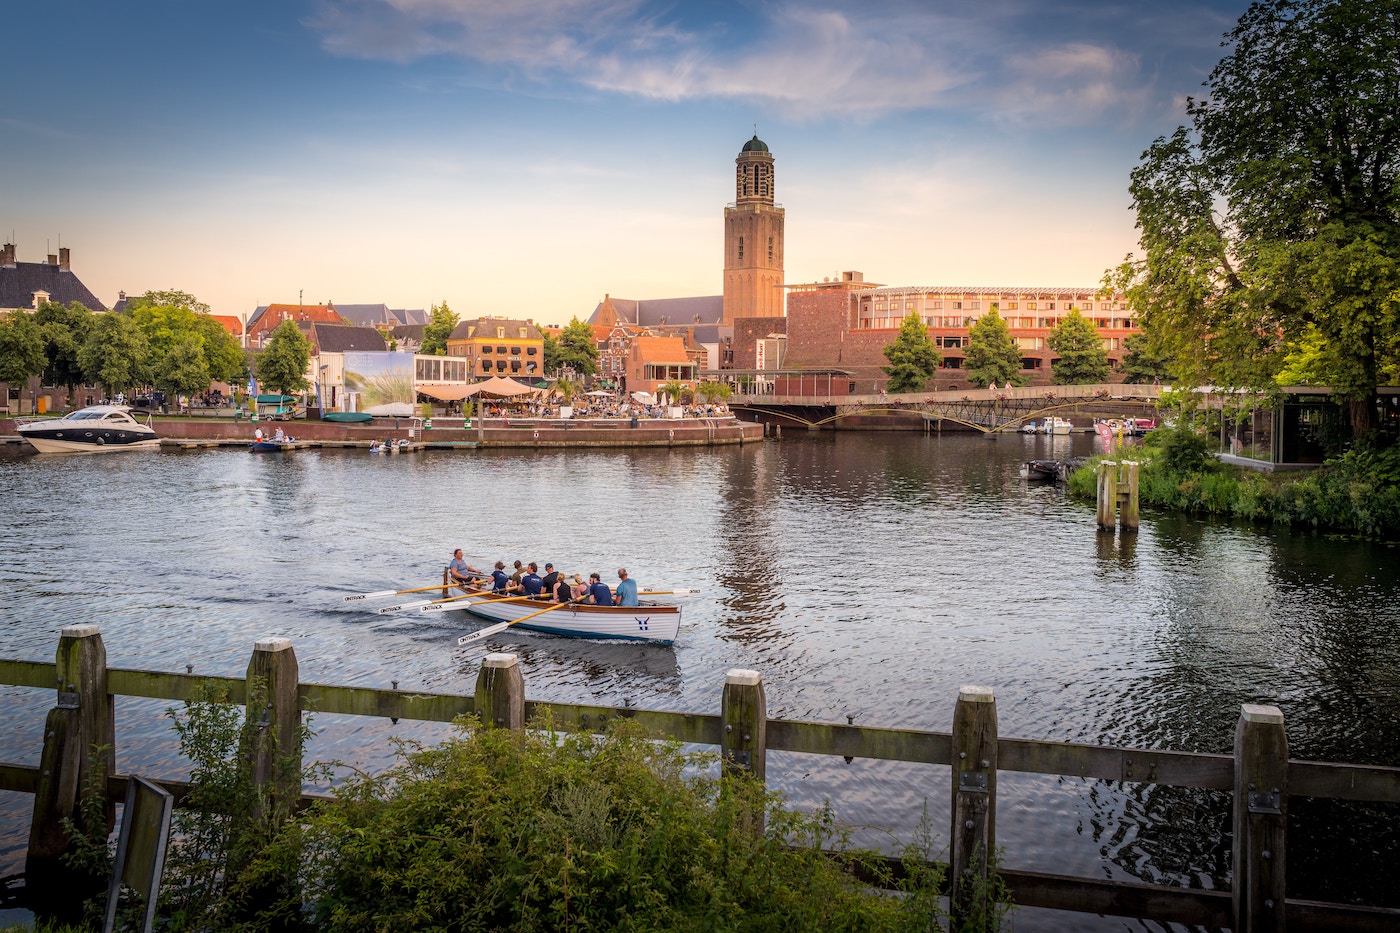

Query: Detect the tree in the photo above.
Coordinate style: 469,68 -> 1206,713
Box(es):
0,311 -> 47,414
556,318 -> 599,376
1116,0 -> 1400,435
79,313 -> 150,400
157,336 -> 212,409
35,301 -> 94,406
190,314 -> 246,386
254,320 -> 311,396
695,381 -> 733,406
126,289 -> 211,315
1048,310 -> 1110,384
421,301 -> 458,355
963,309 -> 1025,388
542,333 -> 562,375
880,313 -> 941,393
1120,331 -> 1173,384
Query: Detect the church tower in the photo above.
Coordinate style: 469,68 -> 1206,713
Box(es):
723,135 -> 785,325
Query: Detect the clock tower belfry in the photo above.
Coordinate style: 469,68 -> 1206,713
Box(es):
723,135 -> 785,325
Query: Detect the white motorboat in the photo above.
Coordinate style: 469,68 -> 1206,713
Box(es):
1042,417 -> 1074,435
16,405 -> 160,454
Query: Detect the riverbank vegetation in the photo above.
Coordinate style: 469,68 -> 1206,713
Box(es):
1068,423 -> 1400,538
31,694 -> 1011,933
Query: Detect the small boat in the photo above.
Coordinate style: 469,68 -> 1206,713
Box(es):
1043,417 -> 1074,435
369,439 -> 411,454
323,411 -> 373,424
451,588 -> 680,645
16,405 -> 160,454
250,432 -> 296,452
1020,459 -> 1061,481
1020,422 -> 1039,434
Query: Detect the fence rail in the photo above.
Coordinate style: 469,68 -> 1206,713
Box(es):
3,629 -> 1399,930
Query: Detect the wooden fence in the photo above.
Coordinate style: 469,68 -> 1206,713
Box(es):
3,626 -> 1399,931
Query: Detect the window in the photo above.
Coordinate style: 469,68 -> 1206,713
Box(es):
511,346 -> 521,355
497,327 -> 505,338
519,328 -> 527,338
738,237 -> 744,261
482,345 -> 493,354
768,237 -> 773,263
496,360 -> 506,372
482,361 -> 491,372
1027,301 -> 1037,311
932,300 -> 943,309
511,361 -> 520,372
527,346 -> 537,355
1047,302 -> 1056,310
498,346 -> 507,354
526,362 -> 537,373
968,301 -> 981,310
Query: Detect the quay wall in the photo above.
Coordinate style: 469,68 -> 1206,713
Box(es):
0,416 -> 765,449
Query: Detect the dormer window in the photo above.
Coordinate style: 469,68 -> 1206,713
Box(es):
519,328 -> 527,338
496,327 -> 505,338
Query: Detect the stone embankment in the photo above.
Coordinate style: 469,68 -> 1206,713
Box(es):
1,415 -> 765,450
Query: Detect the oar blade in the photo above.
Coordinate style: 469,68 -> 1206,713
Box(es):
422,601 -> 470,614
344,589 -> 399,601
377,600 -> 432,614
457,621 -> 509,646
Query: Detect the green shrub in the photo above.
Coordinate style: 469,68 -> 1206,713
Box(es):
231,718 -> 975,933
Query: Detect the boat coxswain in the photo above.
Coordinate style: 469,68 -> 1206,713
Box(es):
448,549 -> 486,588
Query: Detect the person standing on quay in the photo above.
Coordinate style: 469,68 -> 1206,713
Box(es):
614,568 -> 638,607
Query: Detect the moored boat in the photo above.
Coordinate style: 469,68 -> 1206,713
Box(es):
16,405 -> 160,454
1020,459 -> 1061,481
1043,417 -> 1074,435
453,588 -> 681,644
323,411 -> 373,424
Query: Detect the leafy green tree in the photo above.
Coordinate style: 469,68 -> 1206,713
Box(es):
254,320 -> 311,396
1116,0 -> 1400,435
0,310 -> 48,414
880,313 -> 941,393
420,300 -> 458,356
1120,331 -> 1173,384
556,317 -> 599,376
190,313 -> 246,386
964,309 -> 1025,388
658,379 -> 692,405
1048,310 -> 1110,384
126,289 -> 211,315
553,377 -> 578,404
157,336 -> 213,409
79,313 -> 150,400
542,333 -> 562,375
695,380 -> 733,405
35,301 -> 95,406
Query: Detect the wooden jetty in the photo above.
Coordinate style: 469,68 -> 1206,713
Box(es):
3,627 -> 1398,930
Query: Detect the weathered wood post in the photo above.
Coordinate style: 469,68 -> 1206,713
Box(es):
720,668 -> 767,781
26,624 -> 116,909
442,567 -> 451,599
720,668 -> 767,834
1096,460 -> 1119,530
474,653 -> 525,731
1233,704 -> 1288,933
1119,461 -> 1141,532
245,637 -> 302,822
950,685 -> 998,926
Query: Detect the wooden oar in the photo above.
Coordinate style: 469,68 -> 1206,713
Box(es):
343,582 -> 454,602
419,592 -> 541,614
638,588 -> 702,596
378,587 -> 499,614
457,599 -> 582,646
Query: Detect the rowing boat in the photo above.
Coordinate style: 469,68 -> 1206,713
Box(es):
450,588 -> 681,645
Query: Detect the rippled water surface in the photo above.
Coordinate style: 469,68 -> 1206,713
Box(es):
2,433 -> 1397,929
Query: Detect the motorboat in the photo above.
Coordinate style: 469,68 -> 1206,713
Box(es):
1020,422 -> 1039,434
1020,459 -> 1061,481
16,405 -> 160,454
1042,417 -> 1074,435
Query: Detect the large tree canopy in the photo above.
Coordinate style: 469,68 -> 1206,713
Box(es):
554,318 -> 599,377
880,313 -> 941,393
1049,310 -> 1111,385
0,310 -> 47,413
35,301 -> 95,402
255,320 -> 311,396
421,300 -> 457,356
79,313 -> 150,399
1117,0 -> 1400,434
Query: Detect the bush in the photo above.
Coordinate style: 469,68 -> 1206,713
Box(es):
231,718 -> 974,933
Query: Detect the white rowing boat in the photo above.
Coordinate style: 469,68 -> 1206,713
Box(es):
449,589 -> 681,645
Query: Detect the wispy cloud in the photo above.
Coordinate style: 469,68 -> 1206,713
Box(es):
305,0 -> 1162,122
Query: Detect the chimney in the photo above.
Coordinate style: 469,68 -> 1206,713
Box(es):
59,247 -> 70,271
47,254 -> 58,266
0,243 -> 14,266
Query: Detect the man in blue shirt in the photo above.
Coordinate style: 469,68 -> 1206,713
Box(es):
587,573 -> 612,606
520,562 -> 544,598
490,561 -> 512,593
613,568 -> 639,606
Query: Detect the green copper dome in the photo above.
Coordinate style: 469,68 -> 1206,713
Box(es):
741,134 -> 769,152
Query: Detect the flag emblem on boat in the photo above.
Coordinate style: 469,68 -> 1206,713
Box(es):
636,617 -> 650,631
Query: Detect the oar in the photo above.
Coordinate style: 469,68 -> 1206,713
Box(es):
639,588 -> 702,596
343,582 -> 455,602
419,592 -> 540,614
457,599 -> 582,646
378,589 -> 489,614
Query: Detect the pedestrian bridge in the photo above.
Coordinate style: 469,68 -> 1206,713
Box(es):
729,383 -> 1164,433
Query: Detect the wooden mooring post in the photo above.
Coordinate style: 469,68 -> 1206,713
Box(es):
1096,460 -> 1140,532
26,624 -> 115,907
1234,704 -> 1288,933
950,685 -> 998,925
244,637 -> 302,824
475,652 -> 525,730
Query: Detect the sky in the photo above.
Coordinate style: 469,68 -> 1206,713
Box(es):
3,0 -> 1251,324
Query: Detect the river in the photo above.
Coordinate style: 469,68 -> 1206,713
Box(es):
1,432 -> 1397,930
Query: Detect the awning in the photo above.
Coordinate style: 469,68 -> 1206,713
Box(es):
416,384 -> 476,401
469,376 -> 539,399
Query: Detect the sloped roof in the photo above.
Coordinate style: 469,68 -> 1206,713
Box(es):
449,317 -> 543,340
589,295 -> 724,328
632,335 -> 691,364
335,303 -> 395,327
309,323 -> 387,353
0,261 -> 107,312
210,314 -> 243,337
249,304 -> 345,337
391,324 -> 425,344
393,308 -> 430,325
